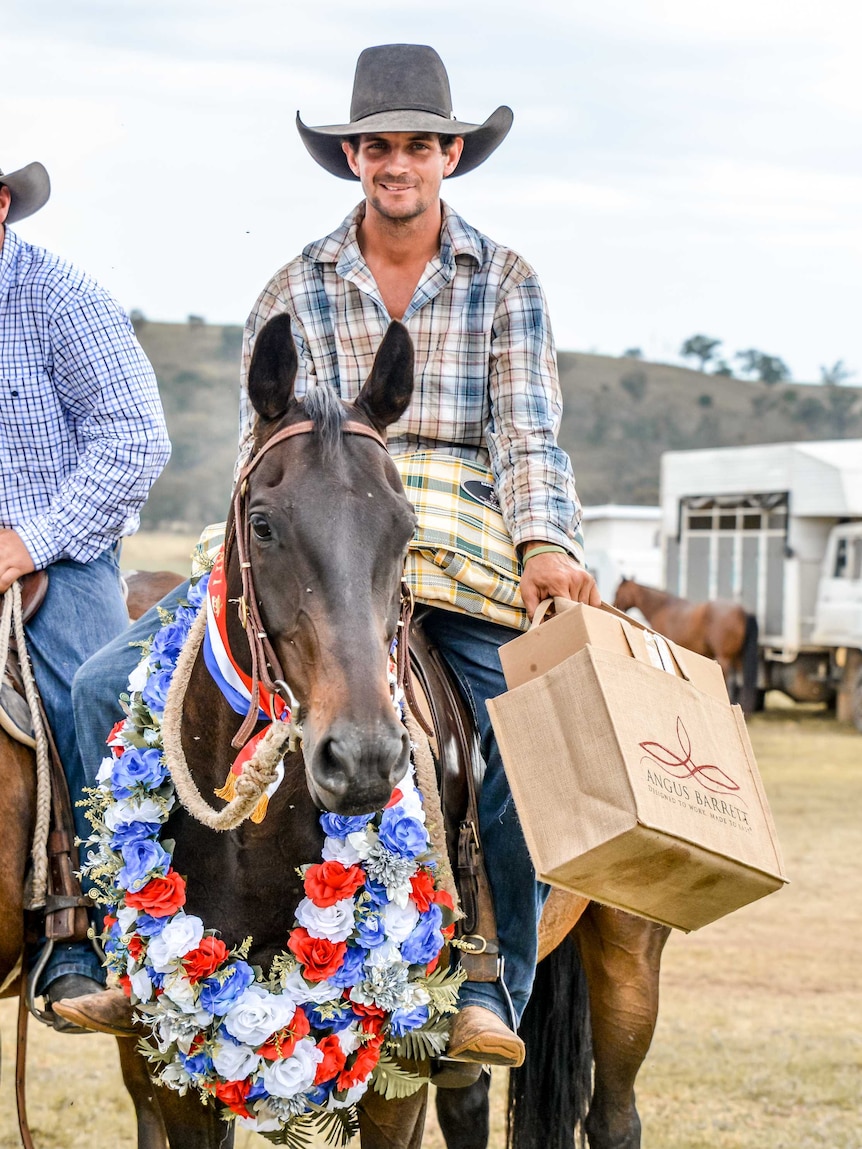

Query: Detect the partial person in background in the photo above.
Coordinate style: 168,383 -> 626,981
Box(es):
0,158 -> 171,1025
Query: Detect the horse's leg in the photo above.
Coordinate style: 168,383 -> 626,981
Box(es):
575,904 -> 670,1149
434,1072 -> 491,1149
358,1085 -> 428,1149
115,1037 -> 167,1149
153,1084 -> 234,1149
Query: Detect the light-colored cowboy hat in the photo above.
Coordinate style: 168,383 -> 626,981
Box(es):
296,44 -> 513,181
0,161 -> 51,224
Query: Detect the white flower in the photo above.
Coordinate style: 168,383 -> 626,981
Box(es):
384,879 -> 414,910
280,968 -> 339,1006
146,914 -> 205,973
130,967 -> 153,1002
96,756 -> 115,784
382,900 -> 419,943
261,1038 -> 322,1098
336,1025 -> 362,1055
364,939 -> 403,968
223,984 -> 299,1047
104,794 -> 173,829
295,896 -> 355,942
322,835 -> 363,866
118,905 -> 139,933
161,970 -> 198,1012
212,1037 -> 261,1080
127,659 -> 150,693
346,827 -> 377,860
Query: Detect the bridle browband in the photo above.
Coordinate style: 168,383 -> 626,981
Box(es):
226,417 -> 411,749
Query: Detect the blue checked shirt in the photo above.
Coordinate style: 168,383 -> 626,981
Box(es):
0,228 -> 171,568
241,202 -> 585,564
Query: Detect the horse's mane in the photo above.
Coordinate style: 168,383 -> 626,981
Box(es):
301,384 -> 347,460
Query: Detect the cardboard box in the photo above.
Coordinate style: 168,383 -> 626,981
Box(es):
488,602 -> 787,931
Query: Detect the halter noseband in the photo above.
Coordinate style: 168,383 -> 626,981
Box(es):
227,417 -> 407,748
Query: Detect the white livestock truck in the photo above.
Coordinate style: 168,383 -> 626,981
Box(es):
660,439 -> 862,730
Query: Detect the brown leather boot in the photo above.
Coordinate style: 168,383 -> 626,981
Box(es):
51,987 -> 137,1037
445,1005 -> 525,1067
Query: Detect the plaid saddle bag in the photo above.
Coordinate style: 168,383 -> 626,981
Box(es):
393,452 -> 528,632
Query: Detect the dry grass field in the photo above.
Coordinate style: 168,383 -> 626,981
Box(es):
2,701 -> 859,1147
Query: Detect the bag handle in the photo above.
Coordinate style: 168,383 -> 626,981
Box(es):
530,598 -> 693,682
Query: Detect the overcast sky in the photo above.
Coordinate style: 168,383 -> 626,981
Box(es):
4,0 -> 860,383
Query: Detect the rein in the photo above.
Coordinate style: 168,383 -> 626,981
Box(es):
229,417 -> 391,748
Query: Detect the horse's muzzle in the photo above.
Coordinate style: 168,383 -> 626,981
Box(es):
304,718 -> 411,815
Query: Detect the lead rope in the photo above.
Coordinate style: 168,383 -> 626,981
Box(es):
0,583 -> 51,908
161,604 -> 295,832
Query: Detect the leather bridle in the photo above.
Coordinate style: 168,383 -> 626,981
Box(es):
226,416 -> 413,748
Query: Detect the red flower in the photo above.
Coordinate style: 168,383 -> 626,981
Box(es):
337,1036 -> 383,1090
259,1007 -> 311,1060
303,860 -> 366,908
426,954 -> 440,975
409,868 -> 436,912
182,936 -> 229,983
433,888 -> 456,940
350,999 -> 387,1036
385,788 -> 403,808
127,934 -> 145,961
103,913 -> 118,930
106,719 -> 126,754
314,1034 -> 347,1083
287,928 -> 347,981
119,974 -> 131,998
125,870 -> 186,917
214,1078 -> 252,1119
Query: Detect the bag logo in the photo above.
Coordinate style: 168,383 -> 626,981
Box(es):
639,716 -> 744,801
460,479 -> 500,511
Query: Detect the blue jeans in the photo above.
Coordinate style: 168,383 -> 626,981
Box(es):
24,549 -> 130,990
420,607 -> 550,1029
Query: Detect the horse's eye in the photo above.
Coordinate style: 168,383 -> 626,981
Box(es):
250,514 -> 272,541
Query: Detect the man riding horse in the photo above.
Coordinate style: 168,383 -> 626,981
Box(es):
56,43 -> 600,1068
0,159 -> 171,1021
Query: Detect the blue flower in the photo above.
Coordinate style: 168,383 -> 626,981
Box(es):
364,879 -> 389,907
150,621 -> 187,669
401,903 -> 444,965
173,604 -> 198,633
390,1004 -> 430,1036
198,960 -> 255,1015
141,669 -> 173,716
378,808 -> 427,860
179,1049 -> 213,1077
306,1080 -> 336,1105
185,576 -> 209,610
354,912 -> 386,949
246,1077 -> 269,1102
306,1002 -> 356,1033
111,747 -> 167,798
135,912 -> 168,937
320,812 -> 374,839
328,944 -> 367,989
110,820 -> 161,850
118,839 -> 171,892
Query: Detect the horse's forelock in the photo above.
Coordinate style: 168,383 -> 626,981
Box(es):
302,385 -> 347,457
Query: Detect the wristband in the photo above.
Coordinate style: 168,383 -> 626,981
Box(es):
523,544 -> 569,561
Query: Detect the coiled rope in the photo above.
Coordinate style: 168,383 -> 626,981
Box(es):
0,583 -> 52,908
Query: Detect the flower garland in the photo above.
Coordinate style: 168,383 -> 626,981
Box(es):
83,572 -> 463,1145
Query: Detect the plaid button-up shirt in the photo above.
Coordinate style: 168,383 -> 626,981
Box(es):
241,201 -> 584,563
0,227 -> 171,568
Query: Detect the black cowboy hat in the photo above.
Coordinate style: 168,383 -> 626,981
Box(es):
296,44 -> 513,181
0,161 -> 50,224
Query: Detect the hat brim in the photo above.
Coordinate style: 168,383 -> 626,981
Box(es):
296,106 -> 513,180
2,162 -> 50,224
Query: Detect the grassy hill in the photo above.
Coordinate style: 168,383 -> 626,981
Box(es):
134,319 -> 862,530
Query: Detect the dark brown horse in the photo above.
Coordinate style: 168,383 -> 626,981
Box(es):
0,568 -> 185,1149
613,578 -> 759,715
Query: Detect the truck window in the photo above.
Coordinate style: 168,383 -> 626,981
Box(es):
834,538 -> 847,577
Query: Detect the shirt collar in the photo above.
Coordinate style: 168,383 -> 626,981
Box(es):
302,200 -> 483,271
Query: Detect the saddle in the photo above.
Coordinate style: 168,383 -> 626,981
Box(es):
406,612 -> 501,983
1,571 -> 91,947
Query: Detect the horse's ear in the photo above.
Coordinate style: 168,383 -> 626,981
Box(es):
247,314 -> 299,421
355,321 -> 414,431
